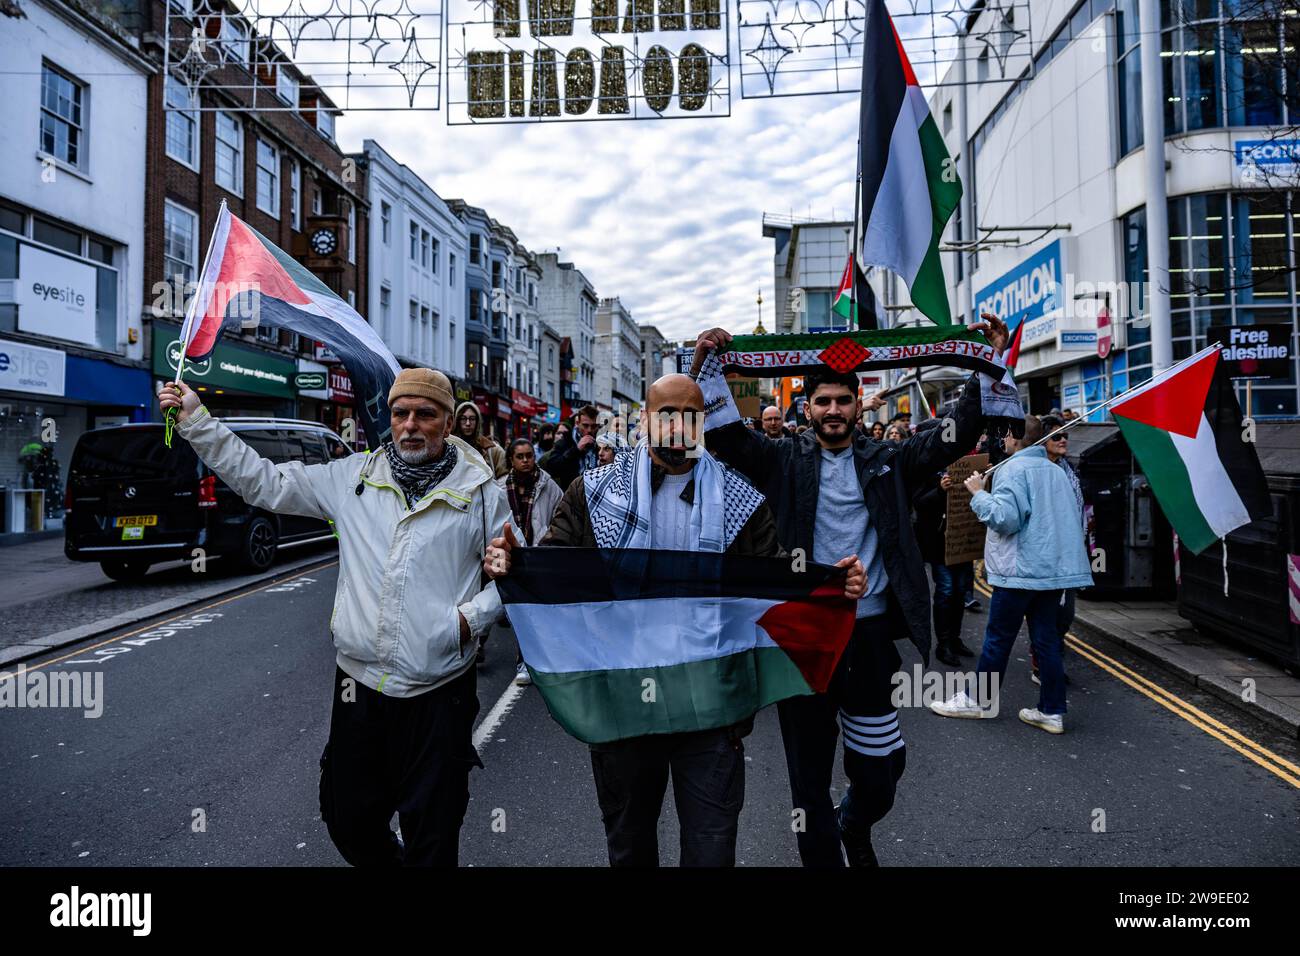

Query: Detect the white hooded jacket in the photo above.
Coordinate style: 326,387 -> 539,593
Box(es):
177,406 -> 511,697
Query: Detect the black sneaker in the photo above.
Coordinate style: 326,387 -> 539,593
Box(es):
952,638 -> 977,657
836,806 -> 879,867
934,644 -> 962,668
964,597 -> 982,612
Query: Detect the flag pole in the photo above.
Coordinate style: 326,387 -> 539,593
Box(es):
165,199 -> 225,447
851,136 -> 862,331
979,343 -> 1223,480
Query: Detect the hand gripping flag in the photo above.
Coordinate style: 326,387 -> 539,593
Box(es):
1112,344 -> 1270,554
498,548 -> 856,744
174,202 -> 399,446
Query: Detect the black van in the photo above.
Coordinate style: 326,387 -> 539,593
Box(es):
65,418 -> 350,581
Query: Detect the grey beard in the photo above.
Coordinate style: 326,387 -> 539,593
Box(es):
396,442 -> 438,465
652,446 -> 689,469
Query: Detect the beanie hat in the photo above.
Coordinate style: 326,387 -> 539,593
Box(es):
388,368 -> 455,414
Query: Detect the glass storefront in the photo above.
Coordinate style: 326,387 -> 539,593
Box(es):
1123,188 -> 1299,415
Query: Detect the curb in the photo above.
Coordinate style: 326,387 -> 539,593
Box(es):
0,549 -> 339,669
1068,612 -> 1300,740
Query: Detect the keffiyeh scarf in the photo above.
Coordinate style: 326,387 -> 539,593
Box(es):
583,439 -> 765,552
382,440 -> 458,508
506,470 -> 538,544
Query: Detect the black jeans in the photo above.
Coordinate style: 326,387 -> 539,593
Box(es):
777,615 -> 907,867
589,724 -> 747,867
319,665 -> 482,867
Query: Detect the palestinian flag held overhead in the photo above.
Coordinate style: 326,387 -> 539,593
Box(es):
859,0 -> 962,326
831,254 -> 880,330
498,548 -> 856,744
177,202 -> 399,445
1112,344 -> 1271,555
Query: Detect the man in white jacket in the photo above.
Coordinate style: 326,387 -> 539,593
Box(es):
159,367 -> 511,867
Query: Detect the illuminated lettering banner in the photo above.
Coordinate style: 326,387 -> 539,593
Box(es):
445,0 -> 731,122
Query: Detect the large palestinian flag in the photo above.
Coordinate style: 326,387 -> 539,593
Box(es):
859,0 -> 962,326
1112,344 -> 1271,554
498,548 -> 856,744
177,203 -> 399,445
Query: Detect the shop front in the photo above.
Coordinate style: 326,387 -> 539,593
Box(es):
511,388 -> 548,441
0,337 -> 152,533
151,322 -> 296,421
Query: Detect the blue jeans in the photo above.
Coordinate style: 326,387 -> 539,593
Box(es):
975,587 -> 1067,716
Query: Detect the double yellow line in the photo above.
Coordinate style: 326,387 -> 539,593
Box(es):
972,578 -> 1300,790
1,560 -> 339,682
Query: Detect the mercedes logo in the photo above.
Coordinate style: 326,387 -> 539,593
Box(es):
125,486 -> 136,498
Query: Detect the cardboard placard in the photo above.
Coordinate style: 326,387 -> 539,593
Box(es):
944,454 -> 989,565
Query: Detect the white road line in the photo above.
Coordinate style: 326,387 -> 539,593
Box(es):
472,679 -> 526,750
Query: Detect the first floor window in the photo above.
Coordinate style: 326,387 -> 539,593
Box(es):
215,111 -> 242,194
163,201 -> 199,289
163,75 -> 197,170
290,161 -> 301,229
41,63 -> 86,169
256,139 -> 279,216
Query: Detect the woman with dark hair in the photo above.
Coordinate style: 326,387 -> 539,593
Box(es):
869,421 -> 886,441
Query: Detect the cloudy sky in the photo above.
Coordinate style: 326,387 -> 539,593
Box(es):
315,0 -> 966,343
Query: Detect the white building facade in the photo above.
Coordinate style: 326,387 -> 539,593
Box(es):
595,296 -> 641,413
362,139 -> 468,376
931,0 -> 1300,418
537,251 -> 597,406
0,0 -> 153,531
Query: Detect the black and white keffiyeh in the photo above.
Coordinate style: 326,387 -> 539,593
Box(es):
583,439 -> 765,552
382,439 -> 458,508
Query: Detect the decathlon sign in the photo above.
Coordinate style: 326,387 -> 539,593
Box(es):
973,240 -> 1065,334
1235,138 -> 1300,178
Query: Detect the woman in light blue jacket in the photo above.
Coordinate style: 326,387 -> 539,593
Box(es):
930,416 -> 1093,735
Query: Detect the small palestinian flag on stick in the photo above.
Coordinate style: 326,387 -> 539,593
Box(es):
1112,344 -> 1270,554
170,201 -> 399,447
831,254 -> 879,330
498,548 -> 856,744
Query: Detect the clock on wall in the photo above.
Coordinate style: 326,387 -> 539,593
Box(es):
309,227 -> 338,256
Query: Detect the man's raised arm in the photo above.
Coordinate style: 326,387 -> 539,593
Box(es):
160,379 -> 338,520
687,327 -> 782,487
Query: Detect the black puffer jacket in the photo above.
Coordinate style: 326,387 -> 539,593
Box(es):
704,373 -> 986,665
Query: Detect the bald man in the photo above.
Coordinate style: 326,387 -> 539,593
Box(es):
486,373 -> 864,867
761,405 -> 785,440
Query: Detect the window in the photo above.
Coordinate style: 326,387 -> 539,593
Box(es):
347,201 -> 355,264
312,188 -> 322,216
431,236 -> 440,274
317,108 -> 335,141
276,67 -> 299,106
450,320 -> 456,345
290,160 -> 301,229
409,221 -> 419,260
409,298 -> 419,350
256,139 -> 279,216
381,201 -> 391,245
449,252 -> 456,285
421,229 -> 431,268
219,14 -> 250,68
215,111 -> 242,194
379,285 -> 391,335
163,75 -> 196,170
163,200 -> 199,286
33,217 -> 81,255
470,233 -> 481,264
976,49 -> 989,82
42,63 -> 86,169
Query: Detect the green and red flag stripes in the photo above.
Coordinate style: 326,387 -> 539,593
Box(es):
178,203 -> 399,445
858,0 -> 962,326
1112,345 -> 1270,554
831,254 -> 880,330
497,548 -> 856,744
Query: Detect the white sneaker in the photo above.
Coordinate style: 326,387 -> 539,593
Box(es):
1018,707 -> 1064,734
514,662 -> 532,686
1030,671 -> 1041,685
929,691 -> 991,719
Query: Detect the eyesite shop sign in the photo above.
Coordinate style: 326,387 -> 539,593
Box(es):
973,240 -> 1065,333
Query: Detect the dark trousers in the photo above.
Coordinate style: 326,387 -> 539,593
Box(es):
318,665 -> 482,867
777,615 -> 907,868
976,587 -> 1067,715
930,561 -> 974,646
589,725 -> 746,867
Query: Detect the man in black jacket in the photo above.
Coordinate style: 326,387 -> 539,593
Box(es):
690,315 -> 1009,866
539,404 -> 601,492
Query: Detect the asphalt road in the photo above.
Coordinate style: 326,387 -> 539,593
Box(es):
2,562 -> 1297,867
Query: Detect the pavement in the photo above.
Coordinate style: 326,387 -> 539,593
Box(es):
1,562 -> 1297,867
1069,597 -> 1300,740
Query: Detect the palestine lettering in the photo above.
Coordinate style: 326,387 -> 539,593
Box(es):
1225,327 -> 1287,360
50,886 -> 151,936
724,350 -> 805,368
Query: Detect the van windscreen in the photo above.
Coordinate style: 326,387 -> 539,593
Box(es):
71,429 -> 200,480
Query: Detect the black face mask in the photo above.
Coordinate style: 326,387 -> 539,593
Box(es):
652,446 -> 689,469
